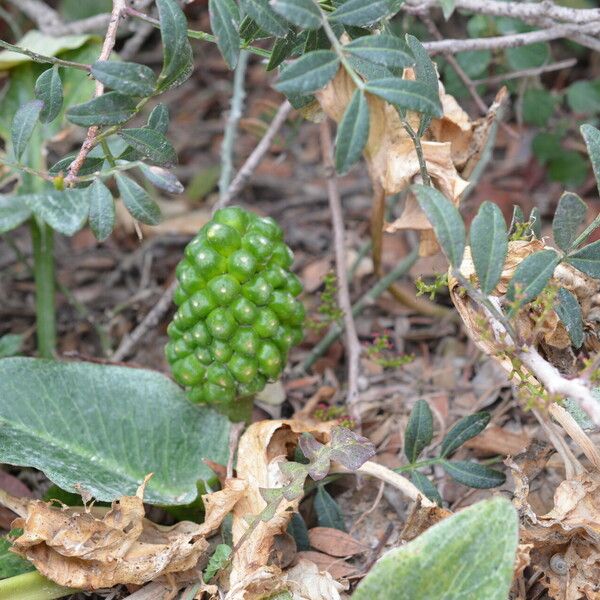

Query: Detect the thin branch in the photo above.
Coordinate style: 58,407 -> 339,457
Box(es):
422,22 -> 600,55
213,100 -> 293,210
472,59 -> 577,86
65,0 -> 127,185
319,119 -> 362,425
0,40 -> 91,71
219,50 -> 250,201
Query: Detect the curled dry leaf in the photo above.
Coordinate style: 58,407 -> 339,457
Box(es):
6,476 -> 246,590
316,66 -> 506,256
228,419 -> 335,598
509,459 -> 600,600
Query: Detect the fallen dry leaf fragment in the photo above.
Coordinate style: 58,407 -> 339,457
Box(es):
294,551 -> 358,580
6,476 -> 246,590
307,527 -> 367,558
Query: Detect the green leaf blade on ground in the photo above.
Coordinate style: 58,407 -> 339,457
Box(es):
440,412 -> 490,458
66,91 -> 138,127
469,201 -> 508,294
506,249 -> 560,307
11,99 -> 43,160
314,485 -> 346,531
365,78 -> 442,117
0,358 -> 230,505
552,192 -> 587,252
118,128 -> 177,167
581,124 -> 600,197
352,497 -> 517,600
345,34 -> 413,68
35,66 -> 63,123
275,50 -> 340,95
115,173 -> 161,225
0,195 -> 32,234
403,399 -> 433,463
91,60 -> 157,97
412,184 -> 465,267
87,178 -> 115,242
208,0 -> 241,69
329,0 -> 404,26
567,239 -> 600,279
156,0 -> 194,90
335,89 -> 370,174
555,287 -> 584,349
442,461 -> 506,489
271,0 -> 321,30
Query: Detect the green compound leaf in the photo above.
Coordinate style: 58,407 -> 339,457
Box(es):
329,0 -> 404,26
26,189 -> 89,236
0,358 -> 230,504
555,287 -> 584,349
239,0 -> 288,37
118,128 -> 177,167
66,91 -> 137,126
87,178 -> 115,242
91,60 -> 157,97
208,0 -> 241,69
581,124 -> 600,198
365,77 -> 442,117
410,471 -> 442,506
314,485 -> 346,531
35,66 -> 63,123
412,184 -> 465,267
335,89 -> 370,174
506,249 -> 560,308
115,173 -> 161,225
469,201 -> 508,294
353,497 -> 517,600
346,34 -> 412,68
148,103 -> 170,134
567,239 -> 600,279
275,50 -> 339,95
406,34 -> 439,135
440,412 -> 490,458
156,0 -> 194,91
442,461 -> 506,489
11,99 -> 43,160
271,0 -> 321,30
404,399 -> 433,463
0,195 -> 32,234
552,192 -> 587,252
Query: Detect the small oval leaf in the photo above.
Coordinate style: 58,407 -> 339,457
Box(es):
440,412 -> 490,458
469,201 -> 508,294
506,249 -> 560,308
271,0 -> 321,29
66,92 -> 138,127
115,173 -> 161,225
87,179 -> 115,242
346,34 -> 413,68
239,0 -> 288,37
35,66 -> 63,123
442,460 -> 506,489
567,239 -> 600,279
91,60 -> 157,97
118,128 -> 177,167
147,103 -> 170,134
410,471 -> 442,506
314,485 -> 346,532
404,399 -> 433,463
11,99 -> 43,160
329,0 -> 404,26
139,164 -> 184,194
208,0 -> 241,69
365,78 -> 442,117
552,192 -> 587,252
26,189 -> 89,236
555,287 -> 584,348
275,50 -> 340,95
335,89 -> 370,174
581,124 -> 600,198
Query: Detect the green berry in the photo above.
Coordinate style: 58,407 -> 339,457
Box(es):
165,207 -> 305,407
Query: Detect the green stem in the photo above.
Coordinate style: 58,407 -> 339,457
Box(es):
401,116 -> 431,186
394,457 -> 443,473
0,571 -> 76,600
300,248 -> 418,372
30,220 -> 56,358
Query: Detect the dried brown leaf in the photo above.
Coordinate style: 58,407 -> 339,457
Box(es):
294,552 -> 358,580
308,528 -> 367,558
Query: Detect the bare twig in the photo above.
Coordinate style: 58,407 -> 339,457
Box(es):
422,22 -> 600,55
5,0 -> 62,32
50,14 -> 113,36
0,40 -> 91,71
65,0 -> 127,185
213,100 -> 293,210
319,120 -> 362,425
219,50 -> 250,200
472,59 -> 577,86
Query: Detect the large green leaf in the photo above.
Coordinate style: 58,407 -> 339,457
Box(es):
506,249 -> 560,307
156,0 -> 194,90
404,399 -> 433,463
567,239 -> 600,278
26,189 -> 89,236
353,497 -> 517,600
0,358 -> 230,505
208,0 -> 241,69
365,78 -> 442,117
271,0 -> 321,29
275,50 -> 339,95
329,0 -> 404,26
118,128 -> 177,167
0,195 -> 32,234
91,60 -> 157,97
581,124 -> 600,198
346,35 -> 412,68
412,184 -> 465,267
469,201 -> 508,294
66,91 -> 138,126
552,192 -> 587,252
335,89 -> 370,174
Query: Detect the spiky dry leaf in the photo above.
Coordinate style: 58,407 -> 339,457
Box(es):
5,476 -> 246,590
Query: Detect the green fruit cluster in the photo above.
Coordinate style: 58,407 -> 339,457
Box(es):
166,207 -> 305,405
